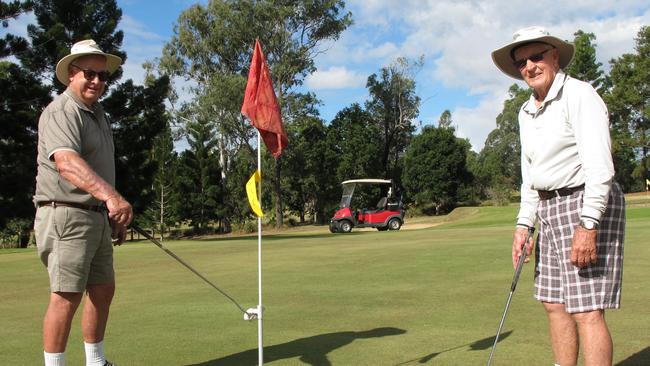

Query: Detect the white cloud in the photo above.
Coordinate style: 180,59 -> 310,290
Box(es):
305,66 -> 366,90
120,15 -> 164,42
119,15 -> 168,84
366,42 -> 400,59
452,91 -> 512,152
323,0 -> 650,151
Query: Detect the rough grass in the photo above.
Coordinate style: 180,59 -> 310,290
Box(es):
1,200 -> 648,365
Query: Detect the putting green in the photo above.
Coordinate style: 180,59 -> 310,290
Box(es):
1,202 -> 648,365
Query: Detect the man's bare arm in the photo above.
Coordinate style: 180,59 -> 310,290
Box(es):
53,150 -> 132,226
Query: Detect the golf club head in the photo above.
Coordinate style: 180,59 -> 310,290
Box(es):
243,307 -> 263,321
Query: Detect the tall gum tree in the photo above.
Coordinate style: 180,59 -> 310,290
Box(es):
365,56 -> 422,180
159,0 -> 351,227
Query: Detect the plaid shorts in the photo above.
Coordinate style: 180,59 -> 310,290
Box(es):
534,183 -> 625,313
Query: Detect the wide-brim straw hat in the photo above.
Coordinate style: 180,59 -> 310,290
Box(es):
491,26 -> 574,80
55,40 -> 122,86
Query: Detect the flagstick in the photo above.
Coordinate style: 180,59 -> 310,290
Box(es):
257,130 -> 264,366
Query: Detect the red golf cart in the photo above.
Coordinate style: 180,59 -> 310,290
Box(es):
329,179 -> 405,233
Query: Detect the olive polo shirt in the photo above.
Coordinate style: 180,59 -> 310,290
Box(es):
33,90 -> 115,206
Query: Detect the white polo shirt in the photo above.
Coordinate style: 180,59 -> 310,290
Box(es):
516,71 -> 614,227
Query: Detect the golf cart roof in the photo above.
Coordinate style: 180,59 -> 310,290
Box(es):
342,179 -> 392,185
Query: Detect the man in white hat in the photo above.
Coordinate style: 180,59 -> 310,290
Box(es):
492,27 -> 625,366
33,40 -> 133,366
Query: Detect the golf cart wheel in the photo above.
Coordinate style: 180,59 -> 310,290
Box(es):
388,218 -> 402,231
339,220 -> 353,233
329,222 -> 339,233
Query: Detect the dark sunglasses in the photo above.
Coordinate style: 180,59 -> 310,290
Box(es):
513,48 -> 554,70
71,64 -> 111,82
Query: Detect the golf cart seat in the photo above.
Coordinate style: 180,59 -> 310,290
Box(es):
363,197 -> 388,214
376,197 -> 387,209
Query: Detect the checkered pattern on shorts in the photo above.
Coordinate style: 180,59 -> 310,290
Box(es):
534,183 -> 625,313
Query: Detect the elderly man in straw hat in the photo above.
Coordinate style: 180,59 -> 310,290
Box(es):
33,40 -> 133,366
492,27 -> 625,366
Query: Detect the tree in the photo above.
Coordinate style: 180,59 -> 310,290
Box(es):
402,125 -> 471,214
475,84 -> 531,204
604,26 -> 650,192
327,104 -> 383,182
365,56 -> 421,178
565,30 -> 606,92
0,5 -> 49,230
141,121 -> 178,240
174,117 -> 224,234
223,147 -> 258,225
438,109 -> 453,129
17,0 -> 125,91
0,61 -> 50,229
282,111 -> 337,223
0,1 -> 33,28
103,76 -> 172,217
0,1 -> 33,56
159,0 -> 352,227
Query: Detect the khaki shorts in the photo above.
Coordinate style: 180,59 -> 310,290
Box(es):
34,205 -> 114,292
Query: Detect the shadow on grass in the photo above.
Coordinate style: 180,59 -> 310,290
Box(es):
394,331 -> 513,365
616,346 -> 650,365
187,327 -> 406,366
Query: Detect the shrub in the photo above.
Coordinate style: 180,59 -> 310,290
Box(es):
0,218 -> 33,248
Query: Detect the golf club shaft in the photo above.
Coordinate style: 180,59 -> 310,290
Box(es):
487,225 -> 535,366
131,225 -> 249,315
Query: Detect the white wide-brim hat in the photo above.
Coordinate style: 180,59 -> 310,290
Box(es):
55,39 -> 122,86
491,26 -> 574,80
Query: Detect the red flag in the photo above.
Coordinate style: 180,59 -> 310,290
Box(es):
241,39 -> 288,158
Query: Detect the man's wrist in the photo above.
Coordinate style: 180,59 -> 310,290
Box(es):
105,194 -> 119,203
579,217 -> 599,230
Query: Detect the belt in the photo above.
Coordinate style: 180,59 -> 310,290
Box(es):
38,200 -> 106,212
537,184 -> 585,200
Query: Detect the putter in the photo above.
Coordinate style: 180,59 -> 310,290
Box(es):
486,225 -> 536,366
131,225 -> 255,320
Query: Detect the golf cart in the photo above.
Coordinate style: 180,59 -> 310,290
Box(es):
329,179 -> 405,233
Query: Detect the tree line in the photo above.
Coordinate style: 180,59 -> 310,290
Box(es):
1,0 -> 648,246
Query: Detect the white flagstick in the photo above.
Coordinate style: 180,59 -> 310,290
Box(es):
257,130 -> 264,366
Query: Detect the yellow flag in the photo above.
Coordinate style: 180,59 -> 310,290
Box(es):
246,170 -> 264,217
646,179 -> 650,190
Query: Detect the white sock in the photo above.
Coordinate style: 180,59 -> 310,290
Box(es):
44,351 -> 65,366
84,341 -> 106,366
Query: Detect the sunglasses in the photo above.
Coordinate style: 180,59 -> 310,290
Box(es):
71,64 -> 111,82
513,48 -> 554,70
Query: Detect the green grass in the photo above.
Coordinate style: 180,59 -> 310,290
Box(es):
1,204 -> 649,365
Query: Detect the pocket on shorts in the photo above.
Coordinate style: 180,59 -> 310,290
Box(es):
56,208 -> 96,241
53,206 -> 70,239
52,238 -> 92,292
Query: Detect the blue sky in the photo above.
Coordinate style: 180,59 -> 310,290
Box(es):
6,0 -> 650,151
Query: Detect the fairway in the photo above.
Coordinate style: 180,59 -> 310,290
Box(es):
1,202 -> 649,365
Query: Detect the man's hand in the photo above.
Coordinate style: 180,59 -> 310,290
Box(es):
512,226 -> 534,269
571,226 -> 597,268
53,150 -> 133,228
106,195 -> 133,227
